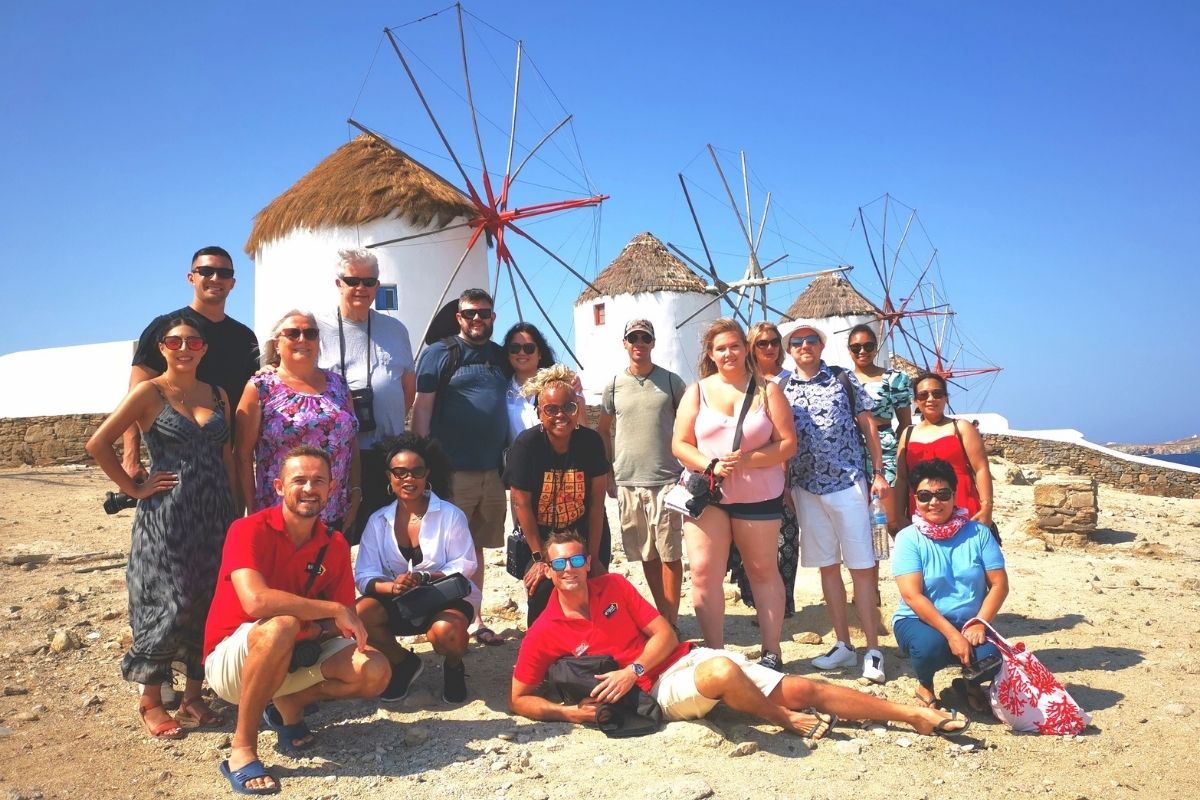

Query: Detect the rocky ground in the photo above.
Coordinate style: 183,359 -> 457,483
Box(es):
1,461 -> 1198,800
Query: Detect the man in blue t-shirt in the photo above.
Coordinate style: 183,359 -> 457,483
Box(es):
412,288 -> 509,645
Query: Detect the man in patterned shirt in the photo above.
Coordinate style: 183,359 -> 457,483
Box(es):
783,324 -> 891,683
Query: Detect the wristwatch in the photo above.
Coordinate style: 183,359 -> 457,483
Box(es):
531,551 -> 544,563
631,662 -> 646,677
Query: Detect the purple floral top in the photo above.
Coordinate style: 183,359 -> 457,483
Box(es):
251,369 -> 358,524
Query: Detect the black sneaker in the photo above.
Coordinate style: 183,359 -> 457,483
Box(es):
442,659 -> 467,704
758,651 -> 784,673
381,652 -> 423,702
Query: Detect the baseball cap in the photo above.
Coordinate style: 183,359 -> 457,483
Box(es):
624,319 -> 655,338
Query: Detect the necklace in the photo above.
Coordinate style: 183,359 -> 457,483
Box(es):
627,365 -> 653,386
159,379 -> 194,411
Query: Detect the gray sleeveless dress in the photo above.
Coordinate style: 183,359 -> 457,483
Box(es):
122,385 -> 234,683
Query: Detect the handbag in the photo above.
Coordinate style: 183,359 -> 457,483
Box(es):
667,378 -> 758,519
546,654 -> 663,738
962,617 -> 1091,735
389,573 -> 472,629
505,530 -> 533,580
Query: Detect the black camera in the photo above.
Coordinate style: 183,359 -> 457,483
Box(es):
103,491 -> 138,515
683,471 -> 722,518
350,386 -> 377,433
289,640 -> 322,673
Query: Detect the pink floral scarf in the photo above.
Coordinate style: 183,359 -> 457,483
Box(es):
911,507 -> 970,541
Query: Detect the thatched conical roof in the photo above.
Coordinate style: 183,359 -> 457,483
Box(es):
576,232 -> 709,303
245,135 -> 478,256
782,273 -> 880,320
890,352 -> 923,379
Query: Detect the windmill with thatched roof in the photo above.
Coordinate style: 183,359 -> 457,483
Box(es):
574,232 -> 715,387
245,134 -> 487,351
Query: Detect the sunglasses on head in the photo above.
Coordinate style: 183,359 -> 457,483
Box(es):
193,266 -> 235,280
915,487 -> 955,503
848,341 -> 877,354
339,276 -> 379,288
754,337 -> 782,349
161,335 -> 206,351
540,401 -> 579,418
279,327 -> 320,341
388,466 -> 430,480
507,342 -> 537,355
549,553 -> 588,571
789,334 -> 821,348
915,389 -> 947,401
459,308 -> 494,320
625,332 -> 653,345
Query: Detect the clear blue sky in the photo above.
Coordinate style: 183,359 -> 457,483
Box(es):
2,1 -> 1197,444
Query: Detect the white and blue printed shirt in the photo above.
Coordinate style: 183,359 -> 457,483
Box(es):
784,361 -> 876,495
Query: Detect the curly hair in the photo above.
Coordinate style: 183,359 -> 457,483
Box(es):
519,363 -> 578,402
261,309 -> 319,368
381,433 -> 453,500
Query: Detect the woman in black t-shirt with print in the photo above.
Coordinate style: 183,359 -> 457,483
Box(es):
503,364 -> 611,623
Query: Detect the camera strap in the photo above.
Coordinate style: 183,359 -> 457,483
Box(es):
336,308 -> 372,392
303,542 -> 331,597
729,375 -> 757,453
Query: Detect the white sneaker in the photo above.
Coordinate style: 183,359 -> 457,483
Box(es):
862,649 -> 886,684
812,642 -> 857,670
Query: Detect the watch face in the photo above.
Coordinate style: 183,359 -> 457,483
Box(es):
632,662 -> 645,676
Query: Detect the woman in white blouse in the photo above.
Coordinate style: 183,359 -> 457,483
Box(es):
354,434 -> 479,704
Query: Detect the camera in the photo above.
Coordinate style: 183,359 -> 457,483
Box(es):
683,471 -> 722,517
350,386 -> 377,433
103,491 -> 138,515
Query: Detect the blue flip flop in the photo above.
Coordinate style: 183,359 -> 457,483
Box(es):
219,759 -> 280,795
261,703 -> 315,756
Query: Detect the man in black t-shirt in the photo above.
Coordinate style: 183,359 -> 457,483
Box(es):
123,246 -> 260,483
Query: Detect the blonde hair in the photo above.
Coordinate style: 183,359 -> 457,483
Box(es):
520,363 -> 578,401
262,309 -> 319,368
747,321 -> 784,373
698,318 -> 754,379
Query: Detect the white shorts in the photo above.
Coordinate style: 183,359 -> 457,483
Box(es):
793,481 -> 875,570
204,621 -> 356,705
650,647 -> 786,721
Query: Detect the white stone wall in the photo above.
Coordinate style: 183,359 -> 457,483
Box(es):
0,341 -> 134,417
251,213 -> 488,357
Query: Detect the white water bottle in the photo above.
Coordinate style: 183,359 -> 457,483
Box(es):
871,494 -> 890,560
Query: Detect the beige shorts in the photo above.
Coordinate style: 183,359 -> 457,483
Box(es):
650,647 -> 785,720
451,469 -> 508,549
617,484 -> 683,562
204,621 -> 356,705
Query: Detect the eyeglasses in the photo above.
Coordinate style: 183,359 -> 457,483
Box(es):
161,335 -> 206,351
279,327 -> 320,341
915,389 -> 947,401
754,337 -> 782,349
915,487 -> 955,503
459,308 -> 494,320
848,342 -> 877,354
507,343 -> 537,355
388,466 -> 430,480
540,401 -> 579,418
549,553 -> 588,571
625,332 -> 653,345
789,335 -> 822,348
339,276 -> 379,288
192,266 -> 235,280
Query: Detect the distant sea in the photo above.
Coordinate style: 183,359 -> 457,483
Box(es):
1152,452 -> 1200,469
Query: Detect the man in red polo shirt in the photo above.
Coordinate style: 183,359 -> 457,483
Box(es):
204,445 -> 389,795
510,531 -> 971,740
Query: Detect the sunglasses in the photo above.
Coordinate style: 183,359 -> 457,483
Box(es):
193,266 -> 235,280
388,466 -> 430,480
549,553 -> 588,571
848,342 -> 877,354
625,332 -> 653,345
459,308 -> 494,320
161,335 -> 206,351
915,487 -> 955,503
340,276 -> 379,288
915,389 -> 948,401
540,401 -> 579,418
507,342 -> 537,355
279,327 -> 320,341
754,337 -> 782,349
789,335 -> 822,348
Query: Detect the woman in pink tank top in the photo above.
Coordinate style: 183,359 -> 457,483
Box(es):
672,319 -> 797,669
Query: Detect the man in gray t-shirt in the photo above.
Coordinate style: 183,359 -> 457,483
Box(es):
316,248 -> 416,544
597,319 -> 687,626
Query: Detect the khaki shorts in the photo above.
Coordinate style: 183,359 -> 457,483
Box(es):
617,484 -> 683,562
650,647 -> 785,720
204,621 -> 356,705
450,469 -> 508,549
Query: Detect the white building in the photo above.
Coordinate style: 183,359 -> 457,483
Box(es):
573,232 -> 716,395
778,273 -> 885,372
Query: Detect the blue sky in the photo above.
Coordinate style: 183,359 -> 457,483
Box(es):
2,1 -> 1197,444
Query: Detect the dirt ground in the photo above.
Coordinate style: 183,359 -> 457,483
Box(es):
1,462 -> 1198,800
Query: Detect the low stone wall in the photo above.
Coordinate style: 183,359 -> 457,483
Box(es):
0,414 -> 110,467
1032,475 -> 1098,545
985,432 -> 1200,499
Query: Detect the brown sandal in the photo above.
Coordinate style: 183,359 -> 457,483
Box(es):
176,697 -> 223,729
139,701 -> 186,740
913,688 -> 941,709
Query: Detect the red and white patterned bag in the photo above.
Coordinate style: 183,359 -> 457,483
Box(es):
962,617 -> 1092,735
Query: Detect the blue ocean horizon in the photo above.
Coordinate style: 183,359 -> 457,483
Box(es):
1151,452 -> 1200,469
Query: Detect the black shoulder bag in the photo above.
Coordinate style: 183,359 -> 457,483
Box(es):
546,654 -> 663,738
338,309 -> 377,433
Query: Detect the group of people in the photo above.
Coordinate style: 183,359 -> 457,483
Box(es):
87,244 -> 1009,795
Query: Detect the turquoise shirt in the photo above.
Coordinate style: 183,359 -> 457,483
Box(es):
891,520 -> 1005,628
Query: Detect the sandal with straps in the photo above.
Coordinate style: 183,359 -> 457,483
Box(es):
138,700 -> 186,740
176,696 -> 224,729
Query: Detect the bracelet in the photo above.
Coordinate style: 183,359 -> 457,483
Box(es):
348,486 -> 363,496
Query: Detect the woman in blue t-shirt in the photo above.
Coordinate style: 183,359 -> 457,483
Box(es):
893,458 -> 1009,712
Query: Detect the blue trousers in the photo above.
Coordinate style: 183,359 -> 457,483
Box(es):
894,615 -> 1001,689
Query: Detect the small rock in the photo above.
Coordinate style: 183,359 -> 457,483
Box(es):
0,726 -> 12,738
895,737 -> 913,748
1150,639 -> 1162,649
101,609 -> 122,621
1091,585 -> 1104,595
868,725 -> 889,737
117,628 -> 133,648
404,727 -> 429,747
792,632 -> 822,645
2,685 -> 29,696
80,693 -> 101,708
497,732 -> 516,741
1163,703 -> 1193,717
490,758 -> 508,772
729,741 -> 758,757
20,562 -> 37,572
723,587 -> 741,603
593,755 -> 606,766
50,630 -> 81,652
40,597 -> 67,612
834,739 -> 866,755
12,710 -> 39,722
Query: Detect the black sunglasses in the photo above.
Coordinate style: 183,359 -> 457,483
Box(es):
388,466 -> 430,480
459,308 -> 494,320
507,343 -> 537,355
915,389 -> 947,401
279,327 -> 320,341
915,487 -> 955,503
549,553 -> 587,571
789,334 -> 822,348
848,342 -> 877,354
753,337 -> 782,349
340,276 -> 379,288
193,266 -> 235,280
625,332 -> 653,345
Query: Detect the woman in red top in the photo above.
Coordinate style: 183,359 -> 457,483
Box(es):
892,373 -> 993,530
